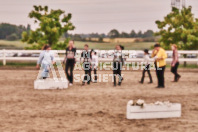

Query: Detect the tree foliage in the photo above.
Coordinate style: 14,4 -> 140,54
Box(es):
108,29 -> 120,38
0,23 -> 30,40
22,5 -> 75,49
155,6 -> 198,50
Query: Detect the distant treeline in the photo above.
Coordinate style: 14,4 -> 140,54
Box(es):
0,23 -> 31,41
0,23 -> 155,42
66,29 -> 155,42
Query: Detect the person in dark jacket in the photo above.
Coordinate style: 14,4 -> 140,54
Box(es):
113,45 -> 124,86
63,40 -> 76,86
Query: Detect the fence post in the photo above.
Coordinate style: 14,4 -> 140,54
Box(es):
3,49 -> 6,66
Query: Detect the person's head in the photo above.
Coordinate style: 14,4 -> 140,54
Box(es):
115,45 -> 121,50
119,45 -> 124,50
84,44 -> 89,50
94,51 -> 97,55
144,49 -> 149,55
68,40 -> 74,48
154,43 -> 160,51
171,44 -> 177,50
42,44 -> 51,50
91,49 -> 95,55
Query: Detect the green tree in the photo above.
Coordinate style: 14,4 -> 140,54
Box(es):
120,32 -> 129,38
108,29 -> 120,38
137,31 -> 143,38
130,30 -> 136,38
143,30 -> 154,38
0,23 -> 27,40
155,6 -> 198,50
22,5 -> 75,49
6,33 -> 19,41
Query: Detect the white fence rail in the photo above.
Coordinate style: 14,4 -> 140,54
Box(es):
0,49 -> 198,66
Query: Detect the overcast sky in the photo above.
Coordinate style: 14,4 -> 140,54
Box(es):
0,0 -> 198,34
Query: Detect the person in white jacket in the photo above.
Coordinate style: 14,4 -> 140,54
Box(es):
91,51 -> 98,82
139,49 -> 153,84
36,45 -> 55,79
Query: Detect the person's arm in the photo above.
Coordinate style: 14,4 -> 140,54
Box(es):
50,51 -> 55,65
172,50 -> 178,67
63,49 -> 67,64
74,48 -> 77,63
151,50 -> 156,58
80,52 -> 84,63
95,56 -> 99,68
36,51 -> 44,69
121,52 -> 125,65
156,49 -> 167,61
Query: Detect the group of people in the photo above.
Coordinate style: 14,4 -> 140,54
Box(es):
36,40 -> 181,88
140,43 -> 181,88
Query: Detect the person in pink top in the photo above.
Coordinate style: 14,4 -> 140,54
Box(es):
171,44 -> 181,82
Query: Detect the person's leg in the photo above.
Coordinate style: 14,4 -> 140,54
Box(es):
87,69 -> 91,84
41,64 -> 50,79
155,62 -> 158,76
175,62 -> 180,81
171,65 -> 175,81
65,61 -> 70,82
82,63 -> 87,85
90,66 -> 92,82
156,67 -> 161,87
70,61 -> 75,84
118,63 -> 122,86
113,73 -> 116,86
147,64 -> 153,83
94,68 -> 97,82
83,70 -> 88,85
173,66 -> 177,82
140,68 -> 146,83
171,66 -> 174,74
161,66 -> 166,87
158,68 -> 162,87
113,62 -> 117,86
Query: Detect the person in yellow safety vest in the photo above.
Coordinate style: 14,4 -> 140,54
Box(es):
151,44 -> 167,88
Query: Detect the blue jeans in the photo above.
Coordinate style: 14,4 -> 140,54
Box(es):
41,64 -> 50,78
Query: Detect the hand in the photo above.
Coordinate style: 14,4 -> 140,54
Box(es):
156,57 -> 162,61
36,64 -> 40,70
62,60 -> 66,64
171,63 -> 175,67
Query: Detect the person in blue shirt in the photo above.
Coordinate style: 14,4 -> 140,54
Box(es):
36,45 -> 55,79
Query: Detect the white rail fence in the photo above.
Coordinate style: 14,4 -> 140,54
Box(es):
0,49 -> 197,66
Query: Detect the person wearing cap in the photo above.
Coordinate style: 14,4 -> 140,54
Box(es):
139,49 -> 153,84
151,44 -> 167,88
36,44 -> 55,79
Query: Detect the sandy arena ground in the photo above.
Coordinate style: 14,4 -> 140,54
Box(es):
0,69 -> 198,132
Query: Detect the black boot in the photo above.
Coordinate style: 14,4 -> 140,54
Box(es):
139,81 -> 143,84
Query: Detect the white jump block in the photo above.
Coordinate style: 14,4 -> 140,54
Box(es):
34,78 -> 68,90
127,102 -> 181,119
